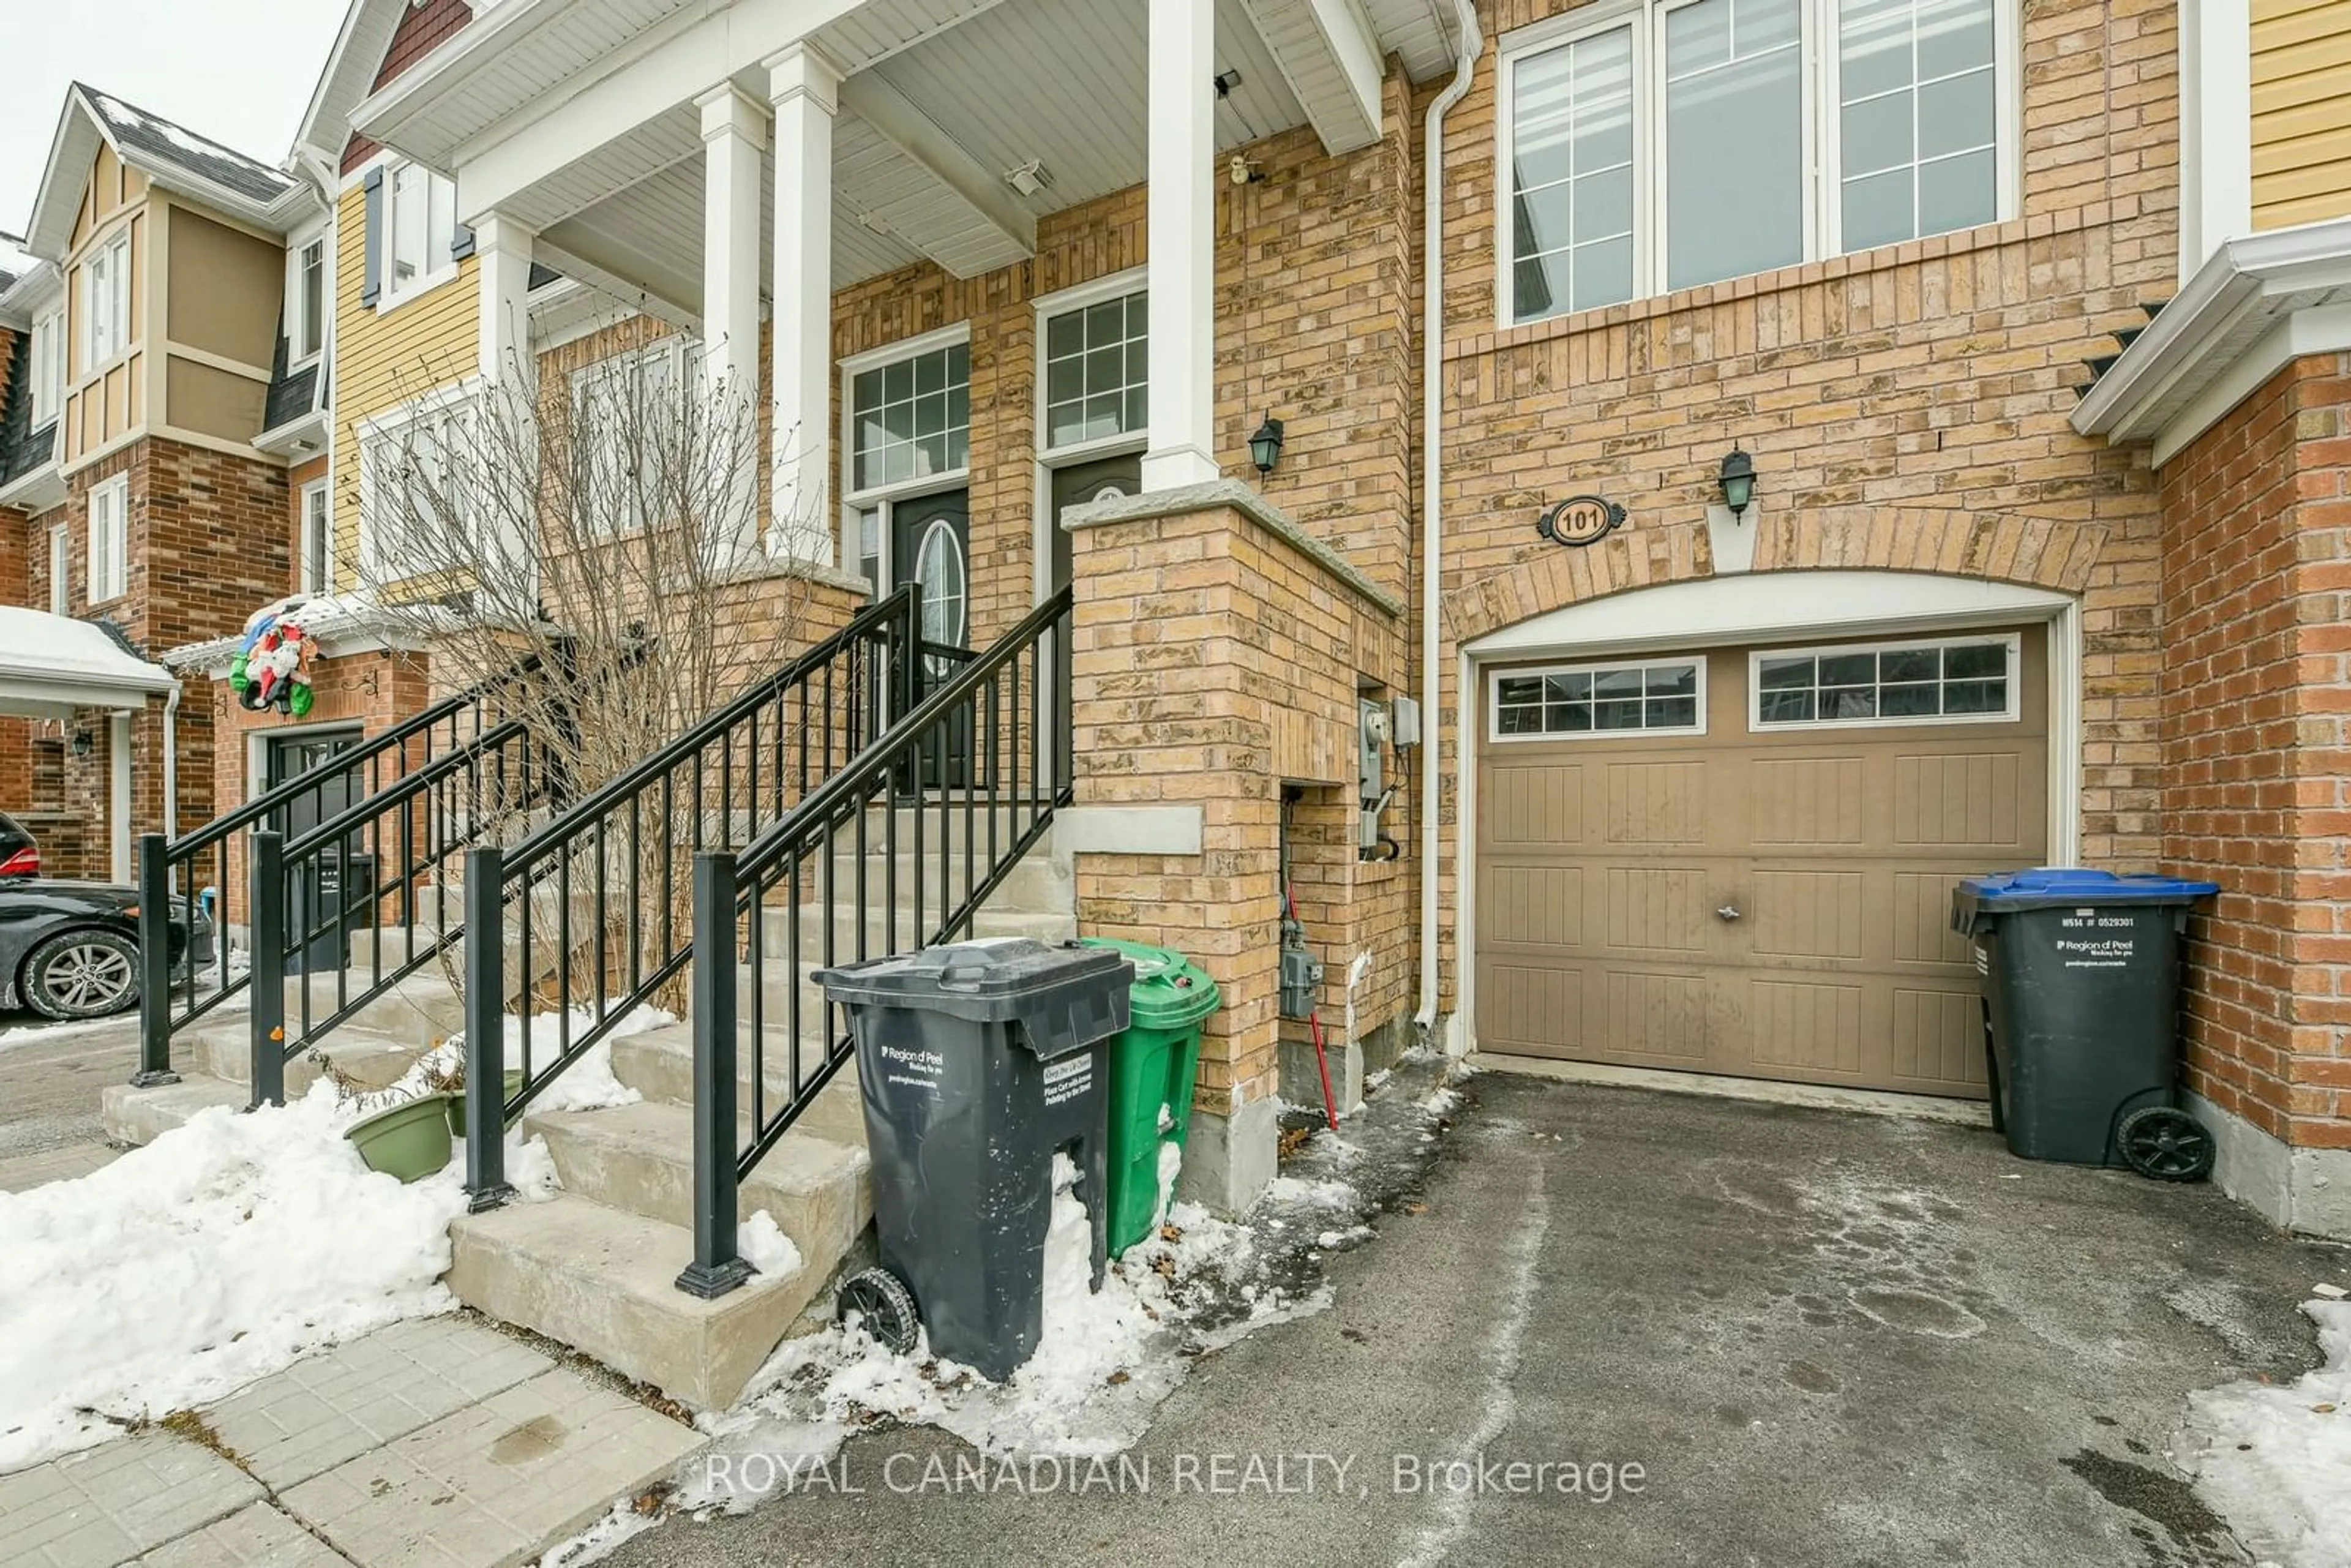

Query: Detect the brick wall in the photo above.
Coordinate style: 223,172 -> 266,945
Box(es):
2160,352 -> 2351,1152
1428,0 -> 2180,1015
1069,495 -> 1408,1124
43,435 -> 290,876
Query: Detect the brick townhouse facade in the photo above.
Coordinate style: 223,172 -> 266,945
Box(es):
0,87 -> 328,880
129,0 -> 2351,1235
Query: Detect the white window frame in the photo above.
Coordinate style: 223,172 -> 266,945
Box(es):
838,322 -> 974,509
378,160 -> 459,313
47,523 -> 68,615
28,309 -> 63,427
1031,266 -> 1149,465
299,478 -> 333,595
1745,631 -> 2021,732
1494,0 -> 2020,328
356,384 -> 474,583
87,473 -> 129,604
1487,656 -> 1709,743
838,324 -> 975,595
287,230 -> 328,366
81,230 -> 132,372
568,334 -> 707,539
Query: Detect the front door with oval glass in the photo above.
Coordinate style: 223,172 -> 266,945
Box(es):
893,489 -> 972,789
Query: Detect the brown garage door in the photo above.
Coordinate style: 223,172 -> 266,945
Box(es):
1474,626 -> 2047,1098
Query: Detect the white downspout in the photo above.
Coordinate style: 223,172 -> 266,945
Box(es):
162,685 -> 181,842
1417,1 -> 1482,1033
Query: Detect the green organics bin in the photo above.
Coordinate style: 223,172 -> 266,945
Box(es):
1078,937 -> 1222,1255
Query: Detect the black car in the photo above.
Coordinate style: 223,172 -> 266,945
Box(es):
0,824 -> 211,1019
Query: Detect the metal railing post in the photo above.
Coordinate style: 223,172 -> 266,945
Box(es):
464,846 -> 515,1212
247,832 -> 287,1108
133,834 -> 180,1087
677,850 -> 751,1299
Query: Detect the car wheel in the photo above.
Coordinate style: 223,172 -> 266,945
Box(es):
21,928 -> 141,1020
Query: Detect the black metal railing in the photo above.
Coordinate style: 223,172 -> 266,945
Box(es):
133,669 -> 541,1087
664,587 -> 1074,1296
457,586 -> 925,1207
238,718 -> 554,1104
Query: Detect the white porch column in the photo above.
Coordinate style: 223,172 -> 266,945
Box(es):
699,85 -> 770,559
1142,0 -> 1220,491
472,213 -> 539,585
767,43 -> 842,565
473,213 -> 536,388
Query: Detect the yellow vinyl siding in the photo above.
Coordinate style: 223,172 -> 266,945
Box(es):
331,177 -> 479,587
2252,0 -> 2351,228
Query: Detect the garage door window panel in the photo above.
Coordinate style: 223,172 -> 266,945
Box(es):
1493,661 -> 1704,740
1750,636 -> 2015,730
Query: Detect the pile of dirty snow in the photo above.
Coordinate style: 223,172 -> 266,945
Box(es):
2178,1298 -> 2351,1568
689,1154 -> 1325,1504
0,1082 -> 465,1471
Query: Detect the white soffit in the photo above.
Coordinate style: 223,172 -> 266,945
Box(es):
2072,215 -> 2351,465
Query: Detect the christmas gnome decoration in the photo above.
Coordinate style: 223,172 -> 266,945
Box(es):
229,599 -> 320,718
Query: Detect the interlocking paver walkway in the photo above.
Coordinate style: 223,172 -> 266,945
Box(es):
0,1316 -> 705,1568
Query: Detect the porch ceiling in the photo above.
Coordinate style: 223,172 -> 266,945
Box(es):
386,0 -> 1466,311
534,0 -> 1317,307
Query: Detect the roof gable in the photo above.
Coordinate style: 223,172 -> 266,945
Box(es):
23,85 -> 303,261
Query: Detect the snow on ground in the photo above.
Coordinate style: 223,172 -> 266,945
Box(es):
372,1003 -> 670,1117
687,1154 -> 1316,1504
2177,1298 -> 2351,1568
0,1081 -> 465,1472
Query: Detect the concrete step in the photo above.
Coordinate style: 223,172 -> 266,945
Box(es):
195,1024 -> 430,1097
100,1071 -> 249,1145
609,1019 -> 869,1150
523,1100 -> 870,1265
273,964 -> 467,1041
447,1191 -> 825,1409
800,847 -> 1072,915
847,805 -> 1061,854
768,901 -> 1074,957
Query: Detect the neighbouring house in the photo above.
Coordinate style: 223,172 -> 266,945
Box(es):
102,0 -> 2351,1414
0,86 -> 324,880
2069,0 -> 2351,1237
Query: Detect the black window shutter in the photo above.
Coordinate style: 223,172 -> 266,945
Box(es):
360,167 -> 384,307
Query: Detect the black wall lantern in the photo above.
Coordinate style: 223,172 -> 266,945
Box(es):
1250,415 -> 1286,477
1718,448 -> 1758,519
70,729 -> 93,759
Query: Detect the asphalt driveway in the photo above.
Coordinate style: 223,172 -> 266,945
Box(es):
606,1070 -> 2346,1568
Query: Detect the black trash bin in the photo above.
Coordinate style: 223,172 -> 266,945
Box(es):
1952,868 -> 2219,1178
288,854 -> 376,975
814,938 -> 1133,1379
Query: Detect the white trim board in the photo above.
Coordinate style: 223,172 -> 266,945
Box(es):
1453,568 -> 2083,1058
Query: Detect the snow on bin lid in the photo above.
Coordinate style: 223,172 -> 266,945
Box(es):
1955,868 -> 2221,912
812,938 -> 1134,1022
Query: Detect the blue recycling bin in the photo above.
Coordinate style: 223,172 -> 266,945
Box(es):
1953,869 -> 2220,1176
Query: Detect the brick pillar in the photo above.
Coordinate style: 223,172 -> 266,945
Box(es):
1065,479 -> 1406,1213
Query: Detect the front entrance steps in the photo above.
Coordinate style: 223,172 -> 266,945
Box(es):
100,967 -> 465,1144
441,813 -> 1073,1410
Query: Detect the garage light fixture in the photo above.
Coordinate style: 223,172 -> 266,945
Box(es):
1250,415 -> 1286,477
70,729 -> 92,759
1003,160 -> 1052,198
1717,448 -> 1757,520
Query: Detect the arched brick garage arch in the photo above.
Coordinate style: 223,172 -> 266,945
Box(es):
1442,508 -> 2107,645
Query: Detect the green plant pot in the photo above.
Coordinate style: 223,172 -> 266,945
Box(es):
347,1093 -> 455,1183
446,1070 -> 527,1138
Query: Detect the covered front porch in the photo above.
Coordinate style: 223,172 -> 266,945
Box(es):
349,0 -> 1460,601
347,0 -> 1454,1205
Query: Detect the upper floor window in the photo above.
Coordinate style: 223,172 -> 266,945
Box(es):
88,474 -> 129,604
28,310 -> 62,427
846,333 -> 970,495
1041,284 -> 1146,450
384,162 -> 457,306
361,396 -> 469,582
288,236 -> 326,362
568,334 -> 706,536
1499,0 -> 2010,326
81,231 -> 132,371
48,525 -> 67,616
299,480 -> 332,595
